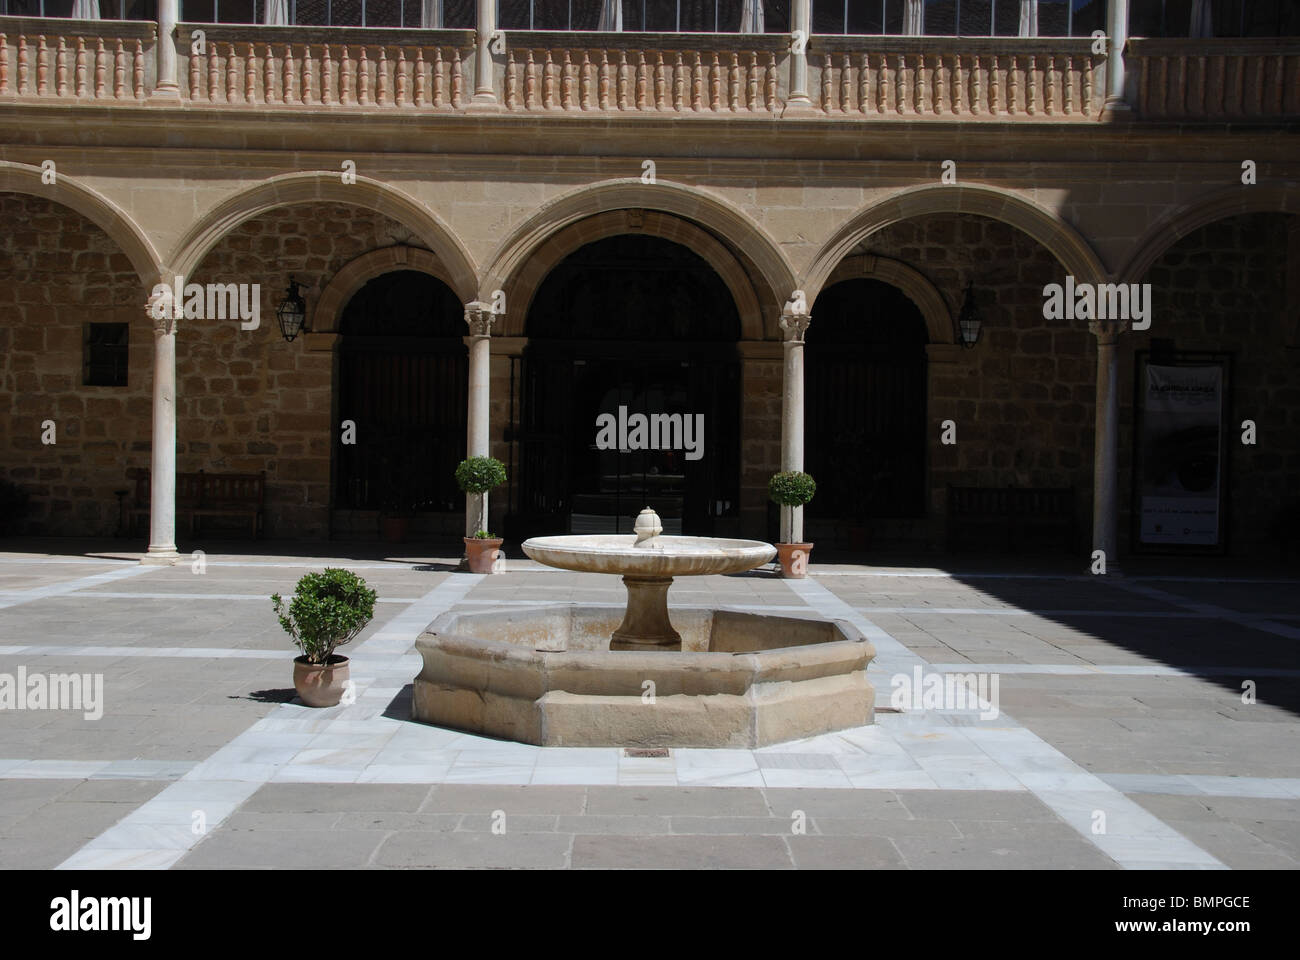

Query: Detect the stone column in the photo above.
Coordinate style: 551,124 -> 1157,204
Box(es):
779,307 -> 810,543
1090,319 -> 1127,574
143,290 -> 179,564
1103,0 -> 1130,115
468,0 -> 502,110
784,0 -> 814,115
464,301 -> 495,536
154,0 -> 180,98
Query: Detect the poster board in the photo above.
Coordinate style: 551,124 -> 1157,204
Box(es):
1131,353 -> 1231,554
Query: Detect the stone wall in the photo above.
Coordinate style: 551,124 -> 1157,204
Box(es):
853,213 -> 1097,551
1122,212 -> 1299,554
182,203 -> 434,539
0,193 -> 148,536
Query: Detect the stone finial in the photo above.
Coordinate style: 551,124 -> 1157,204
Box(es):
633,507 -> 663,546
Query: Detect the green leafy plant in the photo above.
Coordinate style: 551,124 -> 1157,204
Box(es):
768,471 -> 816,507
769,471 -> 816,545
471,530 -> 497,540
455,457 -> 507,494
456,456 -> 507,536
271,568 -> 377,665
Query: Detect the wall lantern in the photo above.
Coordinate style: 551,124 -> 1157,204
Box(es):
276,277 -> 308,343
956,281 -> 983,349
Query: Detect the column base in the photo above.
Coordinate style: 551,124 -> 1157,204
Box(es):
781,97 -> 819,119
1099,98 -> 1133,121
140,548 -> 180,566
150,84 -> 182,101
465,94 -> 504,113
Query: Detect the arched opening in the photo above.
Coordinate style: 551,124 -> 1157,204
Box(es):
334,270 -> 467,523
805,279 -> 929,547
511,235 -> 741,538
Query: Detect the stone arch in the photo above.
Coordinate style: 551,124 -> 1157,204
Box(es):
803,183 -> 1108,303
314,246 -> 463,334
501,210 -> 764,340
1116,184 -> 1300,284
168,172 -> 478,302
480,178 -> 797,335
0,160 -> 162,283
820,254 -> 954,345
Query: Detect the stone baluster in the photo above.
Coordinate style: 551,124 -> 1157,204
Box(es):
75,37 -> 87,97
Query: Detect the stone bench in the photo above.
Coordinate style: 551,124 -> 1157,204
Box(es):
947,485 -> 1077,553
130,470 -> 265,539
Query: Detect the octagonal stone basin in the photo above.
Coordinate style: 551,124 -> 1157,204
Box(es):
412,605 -> 876,748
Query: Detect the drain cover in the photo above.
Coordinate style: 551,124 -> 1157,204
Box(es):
624,748 -> 670,758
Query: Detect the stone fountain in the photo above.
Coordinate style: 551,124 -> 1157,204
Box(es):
412,507 -> 875,747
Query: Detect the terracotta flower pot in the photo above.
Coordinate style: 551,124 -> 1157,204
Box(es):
464,537 -> 503,574
776,542 -> 814,579
293,654 -> 351,707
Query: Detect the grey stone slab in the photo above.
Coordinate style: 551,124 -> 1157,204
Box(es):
894,790 -> 1060,822
176,829 -> 386,869
553,815 -> 673,836
220,812 -> 344,832
458,814 -> 559,833
420,785 -> 587,815
585,786 -> 769,817
892,829 -> 1120,870
811,817 -> 962,838
762,788 -> 911,820
1127,794 -> 1219,821
335,811 -> 464,832
242,783 -> 432,814
570,834 -> 792,869
58,779 -> 169,803
1160,819 -> 1299,870
787,836 -> 908,869
668,816 -> 796,836
1201,797 -> 1300,822
374,830 -> 572,868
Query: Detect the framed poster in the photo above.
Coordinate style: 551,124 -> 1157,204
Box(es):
1131,352 -> 1232,555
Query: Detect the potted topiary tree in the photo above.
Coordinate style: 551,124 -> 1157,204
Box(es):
769,470 -> 816,579
271,568 -> 378,707
456,456 -> 507,574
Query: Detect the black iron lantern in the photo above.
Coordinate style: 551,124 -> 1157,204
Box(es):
956,281 -> 983,348
276,277 -> 308,343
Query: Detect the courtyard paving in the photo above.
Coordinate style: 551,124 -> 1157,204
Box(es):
0,539 -> 1297,870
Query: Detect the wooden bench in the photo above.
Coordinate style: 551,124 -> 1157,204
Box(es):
130,470 -> 265,539
947,486 -> 1076,553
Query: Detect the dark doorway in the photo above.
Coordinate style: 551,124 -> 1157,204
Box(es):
805,278 -> 929,541
511,234 -> 742,539
334,270 -> 467,517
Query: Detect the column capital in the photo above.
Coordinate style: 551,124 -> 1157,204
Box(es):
779,311 -> 810,344
464,301 -> 497,338
1088,319 -> 1128,345
147,290 -> 178,336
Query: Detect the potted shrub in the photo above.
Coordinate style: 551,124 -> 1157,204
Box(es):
769,470 -> 816,579
456,456 -> 507,574
271,568 -> 377,707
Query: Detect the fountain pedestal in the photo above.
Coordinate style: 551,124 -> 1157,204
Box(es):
610,576 -> 682,652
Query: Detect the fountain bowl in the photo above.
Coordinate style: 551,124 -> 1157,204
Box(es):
412,605 -> 876,748
521,535 -> 776,578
